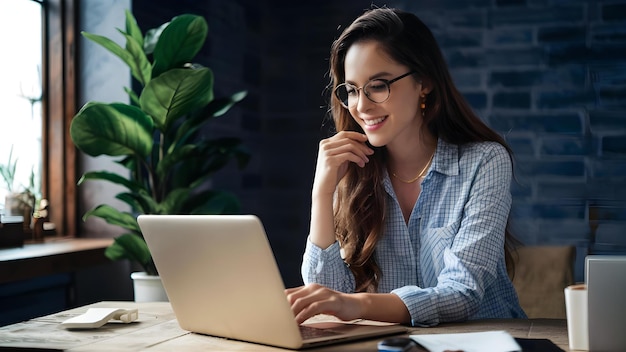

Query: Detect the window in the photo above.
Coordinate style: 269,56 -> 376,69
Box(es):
0,0 -> 43,215
0,0 -> 77,237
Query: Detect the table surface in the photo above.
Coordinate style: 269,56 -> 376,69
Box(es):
0,301 -> 571,351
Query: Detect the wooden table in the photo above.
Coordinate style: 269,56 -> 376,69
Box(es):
0,301 -> 571,351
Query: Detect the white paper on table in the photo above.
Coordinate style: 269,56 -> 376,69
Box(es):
410,330 -> 521,352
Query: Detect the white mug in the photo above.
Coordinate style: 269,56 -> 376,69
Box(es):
564,284 -> 588,351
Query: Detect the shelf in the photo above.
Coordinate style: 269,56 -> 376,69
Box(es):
0,237 -> 114,284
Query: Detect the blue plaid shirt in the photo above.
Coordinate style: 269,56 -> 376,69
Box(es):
302,139 -> 527,326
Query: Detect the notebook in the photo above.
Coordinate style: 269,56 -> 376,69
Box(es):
585,255 -> 626,352
137,214 -> 406,349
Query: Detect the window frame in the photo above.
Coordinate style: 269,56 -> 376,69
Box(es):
43,0 -> 77,237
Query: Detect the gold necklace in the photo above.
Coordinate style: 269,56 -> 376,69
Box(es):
391,152 -> 435,184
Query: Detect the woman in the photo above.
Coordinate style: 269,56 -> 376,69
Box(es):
286,7 -> 527,326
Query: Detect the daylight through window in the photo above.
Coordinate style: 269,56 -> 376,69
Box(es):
0,0 -> 43,216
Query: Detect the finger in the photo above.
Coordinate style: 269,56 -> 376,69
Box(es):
285,286 -> 307,304
292,293 -> 341,324
294,292 -> 354,324
335,131 -> 368,142
287,285 -> 324,315
327,132 -> 374,156
290,287 -> 343,323
328,142 -> 373,161
335,150 -> 370,168
285,286 -> 301,295
339,132 -> 374,156
294,300 -> 329,324
320,140 -> 372,166
285,283 -> 322,304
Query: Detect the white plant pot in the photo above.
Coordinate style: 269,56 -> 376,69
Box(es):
130,272 -> 169,302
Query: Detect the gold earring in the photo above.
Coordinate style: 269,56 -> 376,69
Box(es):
420,92 -> 426,117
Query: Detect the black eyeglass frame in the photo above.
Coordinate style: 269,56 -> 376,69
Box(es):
334,71 -> 417,108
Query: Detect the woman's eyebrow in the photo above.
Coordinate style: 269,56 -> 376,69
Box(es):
345,71 -> 394,84
369,72 -> 394,80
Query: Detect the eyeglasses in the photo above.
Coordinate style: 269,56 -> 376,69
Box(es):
334,71 -> 416,109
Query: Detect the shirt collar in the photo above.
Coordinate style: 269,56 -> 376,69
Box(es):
382,138 -> 460,194
432,138 -> 459,177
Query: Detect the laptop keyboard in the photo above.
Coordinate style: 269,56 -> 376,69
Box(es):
299,325 -> 341,340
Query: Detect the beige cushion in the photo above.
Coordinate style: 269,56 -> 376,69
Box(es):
511,245 -> 576,319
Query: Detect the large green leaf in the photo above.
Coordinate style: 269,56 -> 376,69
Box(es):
77,170 -> 143,193
210,90 -> 248,118
157,188 -> 192,214
139,68 -> 214,130
156,144 -> 196,181
152,14 -> 208,77
82,31 -> 147,86
81,31 -> 132,68
143,21 -> 169,55
83,204 -> 141,233
116,192 -> 159,214
169,138 -> 249,189
198,137 -> 250,173
70,102 -> 154,158
105,233 -> 156,275
171,90 -> 248,148
119,31 -> 151,86
124,10 -> 143,50
124,86 -> 140,106
78,171 -> 157,218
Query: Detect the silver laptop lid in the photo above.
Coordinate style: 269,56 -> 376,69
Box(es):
138,214 -> 305,349
585,255 -> 626,352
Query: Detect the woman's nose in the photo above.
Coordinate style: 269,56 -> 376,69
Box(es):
355,90 -> 375,112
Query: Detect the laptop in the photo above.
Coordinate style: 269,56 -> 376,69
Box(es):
585,255 -> 626,352
137,214 -> 406,349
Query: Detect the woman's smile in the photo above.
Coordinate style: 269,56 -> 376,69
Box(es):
362,115 -> 388,128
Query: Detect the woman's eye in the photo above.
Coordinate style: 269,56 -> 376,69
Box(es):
368,81 -> 387,92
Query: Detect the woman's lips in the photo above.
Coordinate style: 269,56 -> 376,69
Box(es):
363,116 -> 387,126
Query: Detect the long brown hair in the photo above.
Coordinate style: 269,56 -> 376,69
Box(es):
328,7 -> 518,292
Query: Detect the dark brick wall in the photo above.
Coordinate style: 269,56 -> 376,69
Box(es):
388,0 -> 626,282
133,0 -> 626,286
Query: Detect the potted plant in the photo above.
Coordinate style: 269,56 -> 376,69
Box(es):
1,146 -> 37,230
70,11 -> 249,300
